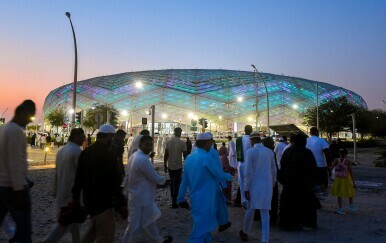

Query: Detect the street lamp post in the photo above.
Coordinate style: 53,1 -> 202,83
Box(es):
316,82 -> 319,130
348,113 -> 358,164
148,105 -> 155,163
251,65 -> 270,135
65,12 -> 78,129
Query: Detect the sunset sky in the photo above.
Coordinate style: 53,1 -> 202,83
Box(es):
1,0 -> 385,123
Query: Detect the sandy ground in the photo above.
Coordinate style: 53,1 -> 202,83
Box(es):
1,148 -> 386,243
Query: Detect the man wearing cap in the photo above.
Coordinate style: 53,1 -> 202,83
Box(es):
207,133 -> 232,232
72,124 -> 126,242
178,132 -> 232,242
0,100 -> 36,243
227,136 -> 237,169
239,132 -> 277,242
274,136 -> 288,169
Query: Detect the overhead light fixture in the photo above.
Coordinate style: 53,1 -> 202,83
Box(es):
135,81 -> 143,88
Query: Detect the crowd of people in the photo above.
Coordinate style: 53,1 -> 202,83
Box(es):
0,99 -> 358,243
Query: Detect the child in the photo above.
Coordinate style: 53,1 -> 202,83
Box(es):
330,148 -> 357,214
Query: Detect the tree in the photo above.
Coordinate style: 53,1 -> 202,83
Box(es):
26,124 -> 41,132
83,104 -> 118,135
368,109 -> 386,138
46,107 -> 66,133
302,97 -> 360,140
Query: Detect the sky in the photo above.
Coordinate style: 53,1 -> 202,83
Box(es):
1,0 -> 386,123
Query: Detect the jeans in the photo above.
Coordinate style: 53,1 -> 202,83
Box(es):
0,186 -> 32,243
168,169 -> 182,205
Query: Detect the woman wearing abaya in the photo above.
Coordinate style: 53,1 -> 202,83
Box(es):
278,133 -> 318,230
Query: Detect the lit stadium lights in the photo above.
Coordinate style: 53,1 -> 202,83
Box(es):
162,113 -> 168,119
292,104 -> 299,109
120,110 -> 128,116
237,96 -> 243,102
188,113 -> 198,120
135,81 -> 143,88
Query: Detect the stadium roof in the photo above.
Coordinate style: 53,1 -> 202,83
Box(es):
43,69 -> 367,130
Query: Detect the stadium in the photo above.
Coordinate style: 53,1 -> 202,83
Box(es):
43,69 -> 367,135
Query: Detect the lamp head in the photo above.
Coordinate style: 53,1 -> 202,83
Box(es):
65,12 -> 71,18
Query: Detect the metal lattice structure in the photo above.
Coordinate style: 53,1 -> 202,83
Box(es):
43,69 -> 367,131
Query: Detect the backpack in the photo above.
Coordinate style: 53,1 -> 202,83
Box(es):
334,158 -> 348,178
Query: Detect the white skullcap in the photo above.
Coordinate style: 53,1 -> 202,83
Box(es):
197,132 -> 211,141
99,124 -> 116,134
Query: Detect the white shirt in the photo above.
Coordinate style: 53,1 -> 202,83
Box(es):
306,135 -> 329,167
55,142 -> 82,213
282,144 -> 292,153
228,140 -> 237,168
0,122 -> 28,190
244,143 -> 277,209
124,149 -> 165,207
128,135 -> 142,158
274,142 -> 287,169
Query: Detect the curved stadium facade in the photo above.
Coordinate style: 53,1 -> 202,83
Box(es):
43,69 -> 367,133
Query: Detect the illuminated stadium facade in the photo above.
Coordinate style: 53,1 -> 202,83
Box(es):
43,69 -> 367,134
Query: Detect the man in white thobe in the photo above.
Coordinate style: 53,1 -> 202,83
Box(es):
127,129 -> 150,158
236,125 -> 253,207
123,135 -> 172,243
239,132 -> 277,243
43,128 -> 85,243
227,136 -> 237,169
274,136 -> 288,169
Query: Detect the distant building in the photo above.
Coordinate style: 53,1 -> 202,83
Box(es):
43,69 -> 367,133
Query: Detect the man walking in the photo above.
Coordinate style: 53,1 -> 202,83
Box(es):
0,99 -> 36,243
110,129 -> 127,182
123,135 -> 172,243
128,129 -> 150,158
72,124 -> 126,242
274,136 -> 288,169
164,127 -> 187,208
178,133 -> 232,242
306,127 -> 330,192
227,136 -> 237,169
43,128 -> 85,243
239,133 -> 277,242
235,125 -> 253,207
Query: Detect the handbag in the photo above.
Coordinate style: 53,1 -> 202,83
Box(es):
58,203 -> 88,227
